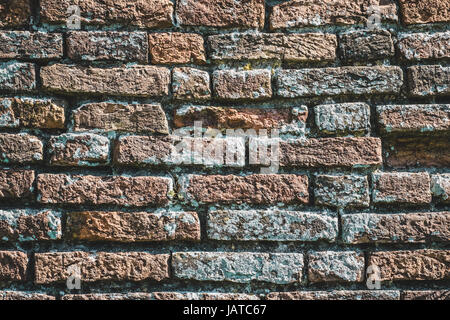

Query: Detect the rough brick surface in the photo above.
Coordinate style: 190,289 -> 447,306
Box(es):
0,292 -> 55,300
172,67 -> 211,101
61,292 -> 260,300
408,65 -> 450,97
0,0 -> 31,27
314,103 -> 371,135
308,251 -> 365,283
432,174 -> 450,203
402,291 -> 450,300
339,29 -> 394,62
399,0 -> 450,25
0,32 -> 62,60
0,251 -> 28,281
0,134 -> 43,164
398,32 -> 450,61
267,290 -> 400,300
0,170 -> 34,200
149,33 -> 206,65
0,62 -> 36,92
213,69 -> 272,100
314,175 -> 370,208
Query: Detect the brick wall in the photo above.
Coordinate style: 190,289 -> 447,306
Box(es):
0,0 -> 449,301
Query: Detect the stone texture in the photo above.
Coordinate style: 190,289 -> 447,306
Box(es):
339,29 -> 394,62
308,251 -> 365,283
172,67 -> 211,100
0,170 -> 34,200
66,211 -> 200,242
399,0 -> 450,25
314,175 -> 370,208
67,31 -> 148,62
0,133 -> 43,164
267,290 -> 400,300
314,103 -> 371,135
0,209 -> 62,242
62,292 -> 260,300
280,137 -> 382,168
368,250 -> 450,281
0,31 -> 62,60
72,102 -> 168,134
0,292 -> 55,300
173,252 -> 304,284
398,32 -> 450,61
208,32 -> 337,62
0,0 -> 31,27
34,252 -> 170,284
342,212 -> 450,244
149,33 -> 205,65
181,174 -> 309,205
372,172 -> 432,205
49,133 -> 110,166
40,0 -> 173,28
213,69 -> 272,100
37,174 -> 171,207
0,62 -> 36,92
207,210 -> 338,242
62,293 -> 154,300
408,65 -> 450,97
277,66 -> 403,97
432,174 -> 450,203
402,291 -> 450,300
0,251 -> 28,281
176,0 -> 265,29
41,64 -> 170,97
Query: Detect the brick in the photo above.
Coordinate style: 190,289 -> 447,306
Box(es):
277,66 -> 403,97
0,251 -> 28,281
67,31 -> 148,63
432,174 -> 450,203
40,0 -> 173,28
267,290 -> 400,300
342,212 -> 450,244
208,33 -> 337,62
0,62 -> 36,92
308,251 -> 364,283
377,104 -> 450,134
402,291 -> 450,300
0,31 -> 62,60
398,32 -> 450,61
0,292 -> 55,300
66,211 -> 200,242
207,210 -> 338,242
62,292 -> 260,300
181,174 -> 309,205
213,69 -> 272,100
72,102 -> 168,134
62,293 -> 153,300
0,0 -> 31,27
368,250 -> 450,281
314,175 -> 370,209
176,0 -> 265,29
0,170 -> 34,200
173,252 -> 303,284
270,0 -> 397,30
339,29 -> 394,62
280,137 -> 382,168
372,172 -> 432,205
0,133 -> 43,164
314,103 -> 371,135
41,64 -> 170,97
37,174 -> 171,207
149,33 -> 205,65
0,209 -> 61,242
34,252 -> 170,284
408,65 -> 450,97
399,0 -> 450,25
172,67 -> 211,101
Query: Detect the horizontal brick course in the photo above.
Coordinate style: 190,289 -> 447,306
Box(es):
0,170 -> 35,200
61,292 -> 260,300
0,251 -> 28,281
0,32 -> 62,60
402,291 -> 450,300
0,292 -> 55,300
213,69 -> 272,100
0,134 -> 43,164
267,290 -> 400,300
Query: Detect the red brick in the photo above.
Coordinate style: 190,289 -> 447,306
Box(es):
0,251 -> 28,281
0,292 -> 55,300
213,70 -> 272,100
0,62 -> 36,92
149,33 -> 205,65
0,170 -> 35,200
0,0 -> 31,27
408,65 -> 450,97
398,32 -> 450,61
339,29 -> 394,62
399,0 -> 450,25
172,67 -> 211,101
267,291 -> 400,300
402,291 -> 449,300
0,31 -> 62,60
0,134 -> 43,164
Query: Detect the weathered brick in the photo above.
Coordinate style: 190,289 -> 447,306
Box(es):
377,104 -> 450,134
339,29 -> 394,62
149,33 -> 206,65
432,174 -> 450,203
314,103 -> 371,135
208,33 -> 337,62
176,0 -> 265,29
173,252 -> 303,284
408,65 -> 450,97
368,250 -> 450,281
372,172 -> 432,205
62,292 -> 260,300
342,212 -> 450,244
172,67 -> 211,101
37,174 -> 171,207
0,62 -> 36,92
49,133 -> 110,166
0,133 -> 43,164
34,252 -> 170,284
270,0 -> 397,30
0,31 -> 62,60
398,32 -> 450,61
399,0 -> 450,25
67,31 -> 148,62
277,66 -> 403,97
314,175 -> 370,209
308,251 -> 364,283
181,174 -> 309,205
402,291 -> 450,300
0,170 -> 34,200
213,69 -> 272,100
207,210 -> 338,242
0,251 -> 28,281
72,102 -> 169,134
40,0 -> 173,28
0,292 -> 55,300
62,293 -> 153,300
0,209 -> 61,242
267,290 -> 400,300
0,0 -> 31,27
66,211 -> 200,242
41,64 -> 170,97
280,137 -> 382,168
